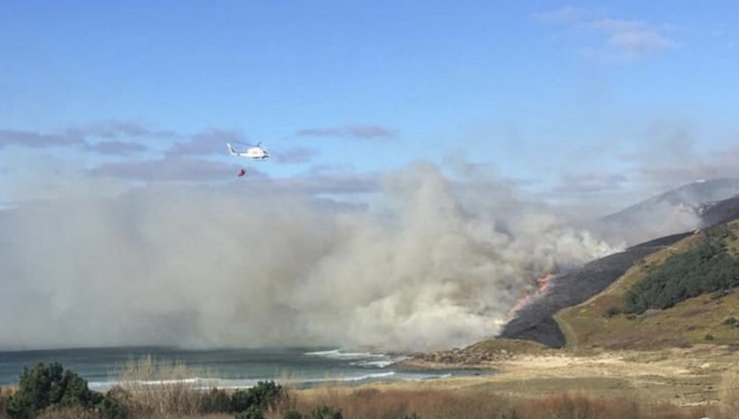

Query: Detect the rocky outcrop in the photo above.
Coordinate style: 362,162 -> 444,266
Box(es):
411,346 -> 514,366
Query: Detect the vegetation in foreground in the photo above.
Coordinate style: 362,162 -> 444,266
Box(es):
0,362 -> 285,419
0,360 -> 730,419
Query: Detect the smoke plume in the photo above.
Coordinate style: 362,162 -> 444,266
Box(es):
0,163 -> 615,351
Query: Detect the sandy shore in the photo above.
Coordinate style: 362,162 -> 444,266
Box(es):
363,344 -> 739,406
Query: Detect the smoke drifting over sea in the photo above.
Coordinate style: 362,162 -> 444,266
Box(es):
0,163 -> 616,351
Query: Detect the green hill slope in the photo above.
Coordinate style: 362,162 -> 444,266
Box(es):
556,220 -> 739,350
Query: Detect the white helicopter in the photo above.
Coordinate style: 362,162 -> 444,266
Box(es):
227,142 -> 270,160
227,142 -> 270,177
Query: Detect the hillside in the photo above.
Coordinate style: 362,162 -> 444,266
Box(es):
604,178 -> 739,227
556,220 -> 739,350
499,185 -> 739,348
498,233 -> 690,347
599,178 -> 739,245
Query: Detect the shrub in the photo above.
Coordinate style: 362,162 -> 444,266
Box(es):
308,405 -> 343,419
1,388 -> 8,415
623,226 -> 739,315
201,388 -> 231,413
7,363 -> 101,419
232,381 -> 283,413
282,410 -> 303,419
96,387 -> 129,419
235,405 -> 265,419
706,334 -> 715,341
604,307 -> 621,318
1,390 -> 9,419
250,380 -> 283,410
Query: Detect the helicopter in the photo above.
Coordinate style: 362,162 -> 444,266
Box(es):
227,142 -> 270,160
227,142 -> 270,178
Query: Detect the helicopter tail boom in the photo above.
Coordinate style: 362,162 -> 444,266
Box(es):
227,143 -> 239,156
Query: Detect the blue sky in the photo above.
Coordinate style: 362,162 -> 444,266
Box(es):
2,0 -> 739,209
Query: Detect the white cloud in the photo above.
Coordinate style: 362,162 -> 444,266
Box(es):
296,125 -> 397,140
166,129 -> 243,157
538,7 -> 677,61
556,172 -> 628,194
536,5 -> 587,24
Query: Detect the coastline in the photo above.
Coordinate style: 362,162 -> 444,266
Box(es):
378,343 -> 737,406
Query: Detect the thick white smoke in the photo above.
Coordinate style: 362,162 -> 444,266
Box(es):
0,163 -> 615,351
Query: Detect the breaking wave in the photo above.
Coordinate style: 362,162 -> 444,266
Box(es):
88,371 -> 457,392
305,348 -> 407,368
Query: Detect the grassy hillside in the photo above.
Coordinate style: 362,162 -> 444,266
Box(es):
556,220 -> 739,350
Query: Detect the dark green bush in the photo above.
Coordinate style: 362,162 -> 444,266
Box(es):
308,405 -> 343,419
97,397 -> 125,419
282,410 -> 304,419
623,226 -> 739,315
604,306 -> 621,318
201,387 -> 231,413
1,389 -> 9,419
7,363 -> 101,418
96,387 -> 130,419
235,404 -> 265,419
231,381 -> 283,413
705,334 -> 715,341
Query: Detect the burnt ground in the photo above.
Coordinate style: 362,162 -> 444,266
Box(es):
498,236 -> 688,347
499,196 -> 739,348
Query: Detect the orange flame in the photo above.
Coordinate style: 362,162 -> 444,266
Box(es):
507,272 -> 555,319
506,293 -> 531,318
536,273 -> 554,294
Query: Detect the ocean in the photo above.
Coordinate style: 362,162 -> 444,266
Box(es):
0,346 -> 472,390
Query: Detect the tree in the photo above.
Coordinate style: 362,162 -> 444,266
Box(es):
622,226 -> 739,315
7,363 -> 101,418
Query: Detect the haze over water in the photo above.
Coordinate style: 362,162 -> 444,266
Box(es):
0,346 -> 467,389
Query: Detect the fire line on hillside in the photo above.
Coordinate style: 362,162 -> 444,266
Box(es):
507,273 -> 555,320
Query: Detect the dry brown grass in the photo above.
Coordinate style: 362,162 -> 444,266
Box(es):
113,356 -> 207,418
35,406 -> 101,419
35,409 -> 232,419
2,385 -> 712,419
520,394 -> 709,419
289,387 -> 511,419
719,356 -> 739,417
283,387 -> 709,419
0,393 -> 8,419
